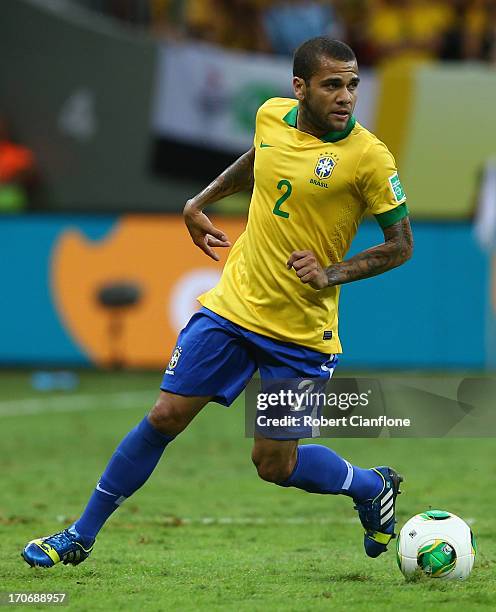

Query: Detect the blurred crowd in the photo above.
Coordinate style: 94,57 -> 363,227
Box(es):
0,115 -> 37,212
75,0 -> 496,65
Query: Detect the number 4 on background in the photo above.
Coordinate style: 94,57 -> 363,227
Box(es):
273,179 -> 292,218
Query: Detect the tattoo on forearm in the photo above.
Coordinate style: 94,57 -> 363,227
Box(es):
326,217 -> 413,287
192,147 -> 255,206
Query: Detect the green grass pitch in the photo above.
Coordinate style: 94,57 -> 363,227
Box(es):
0,371 -> 495,611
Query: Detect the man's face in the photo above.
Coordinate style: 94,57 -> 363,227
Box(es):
293,56 -> 360,133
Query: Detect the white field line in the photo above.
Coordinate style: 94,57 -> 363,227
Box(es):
177,516 -> 361,525
54,513 -> 362,526
117,516 -> 476,527
0,390 -> 155,417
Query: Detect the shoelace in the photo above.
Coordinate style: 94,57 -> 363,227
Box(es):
45,530 -> 73,550
354,500 -> 384,529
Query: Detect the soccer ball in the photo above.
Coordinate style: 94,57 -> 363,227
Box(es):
396,510 -> 476,580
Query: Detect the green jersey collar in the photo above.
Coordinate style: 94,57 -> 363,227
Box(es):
282,105 -> 356,143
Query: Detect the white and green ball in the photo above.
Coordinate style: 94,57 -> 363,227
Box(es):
396,510 -> 476,580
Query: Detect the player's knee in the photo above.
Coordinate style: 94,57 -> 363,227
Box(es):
251,450 -> 293,484
148,396 -> 188,436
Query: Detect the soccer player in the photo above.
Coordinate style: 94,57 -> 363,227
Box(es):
22,37 -> 413,568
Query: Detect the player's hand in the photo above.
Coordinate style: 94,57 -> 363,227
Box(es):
287,250 -> 328,290
183,201 -> 231,261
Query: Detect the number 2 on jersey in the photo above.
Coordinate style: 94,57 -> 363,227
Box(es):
273,179 -> 292,219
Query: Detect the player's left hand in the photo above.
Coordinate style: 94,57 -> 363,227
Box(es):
287,250 -> 328,290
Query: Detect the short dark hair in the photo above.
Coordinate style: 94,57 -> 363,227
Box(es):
293,38 -> 356,83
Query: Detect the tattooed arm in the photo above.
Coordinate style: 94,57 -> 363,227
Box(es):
287,217 -> 413,290
326,216 -> 413,286
183,147 -> 255,260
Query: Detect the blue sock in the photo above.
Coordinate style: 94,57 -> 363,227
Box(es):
74,417 -> 174,542
279,444 -> 382,501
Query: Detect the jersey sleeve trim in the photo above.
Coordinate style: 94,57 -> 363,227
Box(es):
374,203 -> 409,228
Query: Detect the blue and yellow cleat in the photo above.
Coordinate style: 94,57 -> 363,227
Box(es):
22,526 -> 94,568
353,466 -> 403,558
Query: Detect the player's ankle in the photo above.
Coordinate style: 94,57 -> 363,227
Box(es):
70,523 -> 96,547
346,466 -> 383,501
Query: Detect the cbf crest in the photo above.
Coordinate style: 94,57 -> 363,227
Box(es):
314,155 -> 336,180
167,346 -> 182,371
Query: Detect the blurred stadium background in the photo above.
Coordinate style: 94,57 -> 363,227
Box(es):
1,1 -> 496,608
1,0 -> 496,371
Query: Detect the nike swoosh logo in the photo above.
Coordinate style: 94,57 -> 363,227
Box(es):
260,142 -> 274,148
96,482 -> 117,496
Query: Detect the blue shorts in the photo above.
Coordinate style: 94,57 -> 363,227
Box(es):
161,307 -> 338,437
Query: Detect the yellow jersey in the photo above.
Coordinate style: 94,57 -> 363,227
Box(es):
199,97 -> 408,354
